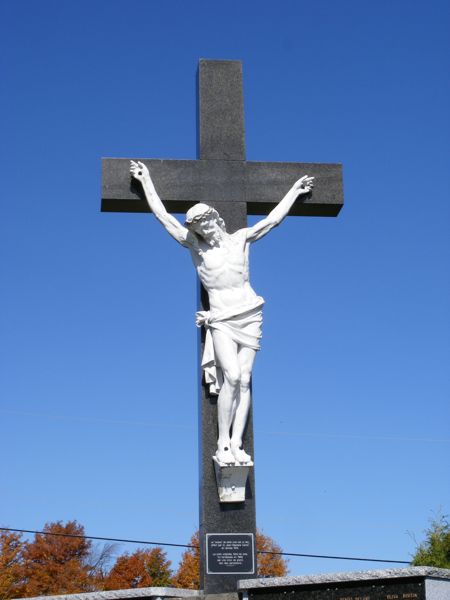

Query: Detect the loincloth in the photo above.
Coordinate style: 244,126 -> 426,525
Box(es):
196,296 -> 264,395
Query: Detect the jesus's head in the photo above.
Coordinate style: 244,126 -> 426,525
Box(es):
185,203 -> 226,245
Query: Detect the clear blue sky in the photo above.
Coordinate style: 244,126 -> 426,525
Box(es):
1,0 -> 449,577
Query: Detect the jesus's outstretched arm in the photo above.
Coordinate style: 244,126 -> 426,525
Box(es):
130,161 -> 190,247
246,175 -> 314,243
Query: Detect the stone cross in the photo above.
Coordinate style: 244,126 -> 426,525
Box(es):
101,59 -> 343,594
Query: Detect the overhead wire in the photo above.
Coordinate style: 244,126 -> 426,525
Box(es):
0,527 -> 410,565
2,410 -> 448,443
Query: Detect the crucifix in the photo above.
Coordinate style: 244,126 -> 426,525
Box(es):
102,59 -> 343,594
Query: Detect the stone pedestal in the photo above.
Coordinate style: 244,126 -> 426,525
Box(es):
213,458 -> 253,503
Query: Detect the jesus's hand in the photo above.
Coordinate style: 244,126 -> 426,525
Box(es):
292,175 -> 314,195
130,160 -> 150,183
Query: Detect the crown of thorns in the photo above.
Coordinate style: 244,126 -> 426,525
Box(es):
184,203 -> 216,226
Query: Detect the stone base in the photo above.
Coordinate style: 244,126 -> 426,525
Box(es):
204,594 -> 238,600
212,456 -> 253,503
14,586 -> 202,600
238,567 -> 450,600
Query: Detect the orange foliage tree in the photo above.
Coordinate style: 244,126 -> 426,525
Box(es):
172,532 -> 200,590
103,548 -> 172,590
0,530 -> 25,599
22,521 -> 98,596
256,530 -> 288,577
172,529 -> 288,588
0,522 -> 287,595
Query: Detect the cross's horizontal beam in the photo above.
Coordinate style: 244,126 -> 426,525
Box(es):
101,158 -> 343,217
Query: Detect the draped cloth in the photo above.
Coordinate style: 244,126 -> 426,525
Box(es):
196,296 -> 264,395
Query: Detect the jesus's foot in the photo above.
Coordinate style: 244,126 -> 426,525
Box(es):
231,443 -> 252,464
215,446 -> 235,465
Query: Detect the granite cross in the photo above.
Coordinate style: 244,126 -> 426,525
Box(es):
101,59 -> 343,594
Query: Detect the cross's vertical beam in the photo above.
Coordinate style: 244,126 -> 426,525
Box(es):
197,60 -> 257,594
198,59 -> 247,233
199,59 -> 246,162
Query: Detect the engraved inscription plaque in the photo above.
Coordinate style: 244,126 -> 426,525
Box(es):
206,533 -> 255,575
247,580 -> 425,600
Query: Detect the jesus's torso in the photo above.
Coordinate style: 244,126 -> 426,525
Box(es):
189,229 -> 258,313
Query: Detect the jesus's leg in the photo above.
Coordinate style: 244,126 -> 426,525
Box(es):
230,346 -> 257,463
211,330 -> 240,464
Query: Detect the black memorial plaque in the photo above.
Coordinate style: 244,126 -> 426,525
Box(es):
206,533 -> 255,575
248,580 -> 425,600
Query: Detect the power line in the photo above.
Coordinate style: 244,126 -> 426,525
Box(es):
2,409 -> 448,443
0,528 -> 192,550
0,527 -> 410,565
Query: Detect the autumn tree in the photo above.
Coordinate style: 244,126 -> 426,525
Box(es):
256,530 -> 288,577
172,532 -> 200,590
0,530 -> 25,599
411,513 -> 450,568
172,529 -> 288,588
22,521 -> 100,596
103,548 -> 172,590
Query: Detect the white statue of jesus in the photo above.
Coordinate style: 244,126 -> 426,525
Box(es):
130,161 -> 314,466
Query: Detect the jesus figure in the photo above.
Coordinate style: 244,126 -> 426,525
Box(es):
130,161 -> 314,466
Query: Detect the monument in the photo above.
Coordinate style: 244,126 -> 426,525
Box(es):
238,566 -> 450,600
102,59 -> 343,594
